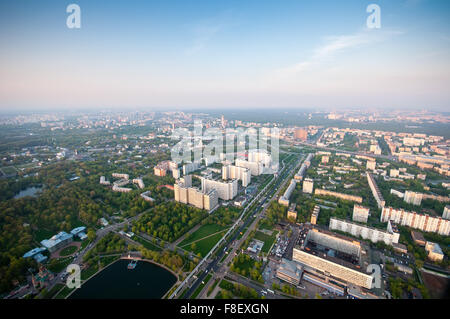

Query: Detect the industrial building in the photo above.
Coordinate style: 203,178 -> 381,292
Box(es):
276,258 -> 303,286
425,242 -> 444,262
293,228 -> 374,290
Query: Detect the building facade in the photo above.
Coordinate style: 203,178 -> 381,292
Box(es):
381,206 -> 450,236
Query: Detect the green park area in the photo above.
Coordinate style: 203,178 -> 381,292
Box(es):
179,224 -> 230,257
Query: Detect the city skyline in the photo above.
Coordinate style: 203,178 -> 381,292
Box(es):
0,0 -> 450,111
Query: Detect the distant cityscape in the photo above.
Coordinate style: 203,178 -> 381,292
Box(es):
0,109 -> 448,300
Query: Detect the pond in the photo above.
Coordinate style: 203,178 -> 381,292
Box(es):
69,259 -> 177,299
14,186 -> 42,199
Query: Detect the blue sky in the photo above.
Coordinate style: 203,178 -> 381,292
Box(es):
0,0 -> 449,111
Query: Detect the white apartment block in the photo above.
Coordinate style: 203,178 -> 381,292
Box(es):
390,189 -> 404,199
222,165 -> 251,187
303,178 -> 314,194
174,183 -> 218,211
404,191 -> 423,206
183,162 -> 200,175
235,158 -> 263,176
353,205 -> 370,223
381,206 -> 450,236
201,177 -> 238,201
248,150 -> 272,167
330,218 -> 400,246
444,205 -> 450,220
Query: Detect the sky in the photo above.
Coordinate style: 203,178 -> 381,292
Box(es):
0,0 -> 449,111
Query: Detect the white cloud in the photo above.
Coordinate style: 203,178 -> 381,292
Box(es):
271,28 -> 404,79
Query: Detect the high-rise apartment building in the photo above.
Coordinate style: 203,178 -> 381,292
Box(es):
381,207 -> 450,236
201,177 -> 238,201
303,178 -> 314,194
222,165 -> 251,187
352,205 -> 370,223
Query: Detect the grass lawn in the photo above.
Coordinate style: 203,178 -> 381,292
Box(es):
80,239 -> 91,250
81,264 -> 99,281
183,231 -> 226,257
59,245 -> 78,257
179,224 -> 229,247
232,257 -> 255,274
253,230 -> 278,253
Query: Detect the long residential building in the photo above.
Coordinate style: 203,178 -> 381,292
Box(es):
329,218 -> 400,246
367,172 -> 385,209
381,206 -> 450,236
294,153 -> 314,181
314,189 -> 363,203
278,179 -> 297,206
